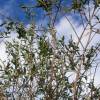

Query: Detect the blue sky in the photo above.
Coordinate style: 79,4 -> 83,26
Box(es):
0,0 -> 50,22
0,0 -> 78,24
0,0 -> 35,23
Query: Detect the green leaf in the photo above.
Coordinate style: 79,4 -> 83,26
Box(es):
16,23 -> 27,38
37,0 -> 52,12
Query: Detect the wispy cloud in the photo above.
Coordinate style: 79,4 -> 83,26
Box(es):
55,16 -> 75,41
0,0 -> 14,18
0,41 -> 7,61
55,3 -> 100,86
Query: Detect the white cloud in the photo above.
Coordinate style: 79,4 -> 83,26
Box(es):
0,40 -> 7,62
55,16 -> 76,42
55,9 -> 100,86
55,13 -> 100,47
0,0 -> 14,18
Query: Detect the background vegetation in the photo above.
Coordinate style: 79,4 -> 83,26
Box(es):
0,0 -> 100,99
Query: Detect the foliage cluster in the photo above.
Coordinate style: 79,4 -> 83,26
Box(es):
0,0 -> 100,99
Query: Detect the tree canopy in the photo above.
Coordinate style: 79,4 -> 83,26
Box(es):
0,0 -> 100,100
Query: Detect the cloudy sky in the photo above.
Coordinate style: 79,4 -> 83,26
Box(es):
0,0 -> 100,86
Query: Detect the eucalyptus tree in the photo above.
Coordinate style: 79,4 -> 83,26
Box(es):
0,0 -> 100,100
